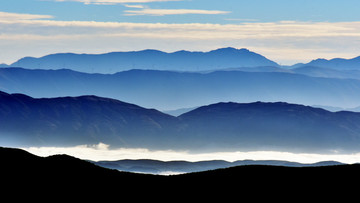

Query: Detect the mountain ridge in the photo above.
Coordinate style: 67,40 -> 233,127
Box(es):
93,158 -> 345,174
2,146 -> 360,199
0,91 -> 179,148
2,67 -> 360,110
9,47 -> 279,74
306,56 -> 360,70
2,90 -> 360,153
4,47 -> 360,74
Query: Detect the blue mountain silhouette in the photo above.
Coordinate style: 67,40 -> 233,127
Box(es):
1,91 -> 360,153
10,48 -> 279,73
1,68 -> 360,110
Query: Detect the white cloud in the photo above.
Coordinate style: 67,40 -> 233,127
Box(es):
1,10 -> 360,64
21,143 -> 360,164
0,11 -> 53,22
54,0 -> 181,5
3,15 -> 360,39
123,4 -> 145,8
225,18 -> 259,22
124,8 -> 230,16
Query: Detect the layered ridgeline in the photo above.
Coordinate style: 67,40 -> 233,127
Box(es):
1,68 -> 360,110
8,48 -> 279,73
93,159 -> 344,174
1,91 -> 360,153
3,48 -> 360,110
5,47 -> 360,76
8,47 -> 360,73
294,56 -> 360,71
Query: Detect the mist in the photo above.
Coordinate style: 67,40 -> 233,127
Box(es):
20,143 -> 360,164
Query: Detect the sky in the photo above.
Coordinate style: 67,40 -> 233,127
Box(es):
1,0 -> 360,65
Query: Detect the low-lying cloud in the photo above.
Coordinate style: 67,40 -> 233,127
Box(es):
21,143 -> 360,164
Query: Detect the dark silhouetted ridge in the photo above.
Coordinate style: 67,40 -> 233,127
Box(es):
2,146 -> 359,199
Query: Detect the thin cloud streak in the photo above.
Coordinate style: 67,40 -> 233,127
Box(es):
54,0 -> 181,5
0,11 -> 53,21
124,8 -> 231,16
123,4 -> 145,8
2,14 -> 360,39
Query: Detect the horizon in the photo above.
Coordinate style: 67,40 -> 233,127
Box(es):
21,142 -> 360,164
2,46 -> 360,67
1,0 -> 360,65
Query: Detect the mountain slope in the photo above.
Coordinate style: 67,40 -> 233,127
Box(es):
1,147 -> 162,196
94,159 -> 344,174
10,48 -> 279,73
2,68 -> 360,110
306,56 -> 360,70
1,91 -> 360,152
178,102 -> 360,152
292,66 -> 360,80
0,91 -> 179,148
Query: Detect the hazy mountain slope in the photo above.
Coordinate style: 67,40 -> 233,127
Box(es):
10,48 -> 279,73
292,66 -> 360,80
94,159 -> 344,174
1,91 -> 360,152
95,159 -> 232,174
306,56 -> 360,70
0,91 -> 179,148
2,68 -> 360,110
178,102 -> 360,152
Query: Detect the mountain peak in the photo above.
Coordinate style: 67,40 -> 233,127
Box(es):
306,56 -> 360,70
210,47 -> 250,53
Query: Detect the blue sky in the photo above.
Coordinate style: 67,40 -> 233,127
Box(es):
2,0 -> 360,23
1,0 -> 360,65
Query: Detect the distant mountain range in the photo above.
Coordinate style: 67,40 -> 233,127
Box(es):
2,47 -> 360,110
294,56 -> 360,71
1,67 -> 360,110
3,47 -> 360,74
94,159 -> 344,175
2,48 -> 360,153
2,91 -> 360,153
8,47 -> 279,73
291,66 -> 360,80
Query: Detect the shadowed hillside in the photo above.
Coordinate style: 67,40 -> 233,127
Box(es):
2,147 -> 359,199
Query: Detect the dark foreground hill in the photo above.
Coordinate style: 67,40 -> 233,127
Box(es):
2,147 -> 359,199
